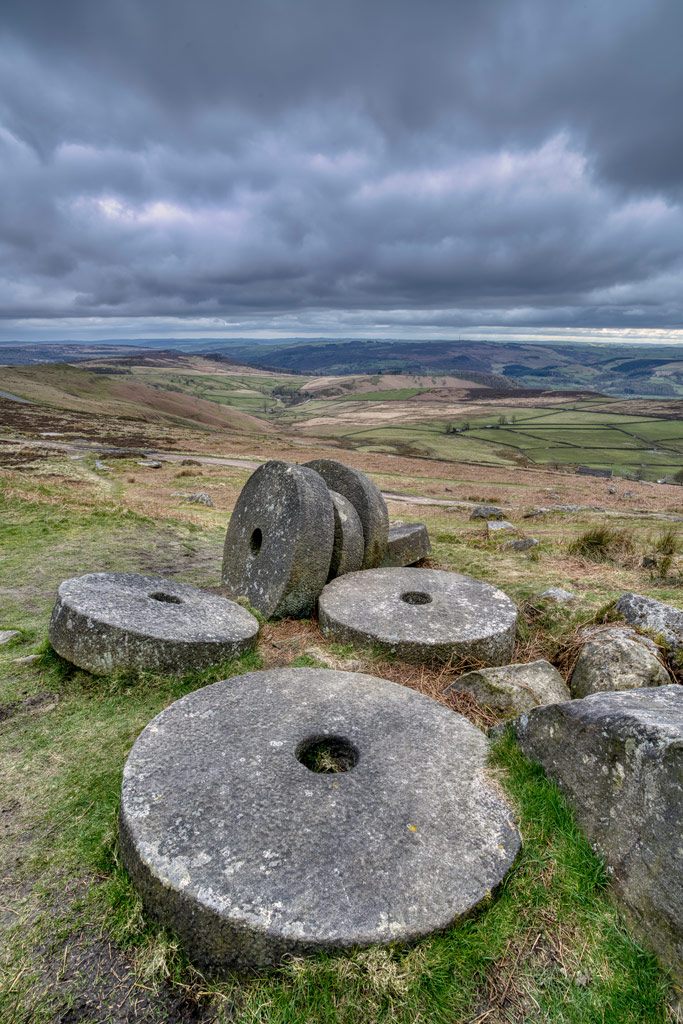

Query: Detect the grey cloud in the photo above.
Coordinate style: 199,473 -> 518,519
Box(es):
0,0 -> 682,336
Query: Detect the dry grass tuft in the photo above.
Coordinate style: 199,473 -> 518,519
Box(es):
372,658 -> 498,729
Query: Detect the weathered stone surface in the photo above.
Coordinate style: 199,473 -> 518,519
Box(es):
380,523 -> 431,567
181,491 -> 214,506
570,628 -> 671,698
450,660 -> 570,715
137,460 -> 162,468
319,568 -> 518,664
538,587 -> 576,604
0,629 -> 20,646
503,537 -> 538,552
304,459 -> 388,569
328,489 -> 364,580
119,667 -> 520,971
487,520 -> 515,537
49,573 -> 259,676
615,592 -> 683,657
470,505 -> 504,520
509,687 -> 683,989
222,460 -> 334,618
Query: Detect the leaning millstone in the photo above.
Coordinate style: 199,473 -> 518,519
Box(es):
381,523 -> 431,567
222,460 -> 334,618
450,660 -> 570,716
0,630 -> 20,646
470,505 -> 504,520
319,568 -> 518,664
119,667 -> 521,972
508,687 -> 683,989
303,459 -> 388,569
49,573 -> 259,676
615,592 -> 683,658
570,628 -> 670,698
327,490 -> 364,580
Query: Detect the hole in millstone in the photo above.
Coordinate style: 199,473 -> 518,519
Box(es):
296,735 -> 359,774
149,591 -> 183,604
400,591 -> 432,606
249,528 -> 263,556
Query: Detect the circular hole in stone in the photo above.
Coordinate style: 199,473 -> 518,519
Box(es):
249,528 -> 263,556
400,591 -> 432,606
149,591 -> 183,604
296,735 -> 359,774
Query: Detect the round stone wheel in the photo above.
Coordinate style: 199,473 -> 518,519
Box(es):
318,568 -> 518,664
303,459 -> 388,569
222,460 -> 334,618
48,573 -> 259,676
119,667 -> 520,971
328,489 -> 364,580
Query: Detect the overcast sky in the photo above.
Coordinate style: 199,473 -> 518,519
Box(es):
1,0 -> 682,344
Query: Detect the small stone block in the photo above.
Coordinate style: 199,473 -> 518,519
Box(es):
0,630 -> 21,646
381,523 -> 431,567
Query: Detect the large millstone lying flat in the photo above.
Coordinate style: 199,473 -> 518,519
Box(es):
304,459 -> 389,569
222,460 -> 334,618
119,668 -> 520,971
49,573 -> 259,675
508,687 -> 683,990
319,568 -> 518,664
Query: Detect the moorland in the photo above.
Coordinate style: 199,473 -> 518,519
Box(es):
1,347 -> 682,1023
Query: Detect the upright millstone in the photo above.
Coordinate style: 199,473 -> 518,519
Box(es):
328,489 -> 364,580
119,667 -> 521,971
304,459 -> 388,568
319,567 -> 518,664
48,573 -> 260,676
222,460 -> 334,618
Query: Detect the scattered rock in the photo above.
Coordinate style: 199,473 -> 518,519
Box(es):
570,628 -> 671,698
380,522 -> 431,567
222,460 -> 334,618
486,520 -> 516,537
539,587 -> 576,604
304,459 -> 389,569
615,592 -> 683,658
137,460 -> 162,469
508,686 -> 683,989
504,537 -> 538,552
119,667 -> 521,971
623,491 -> 636,499
608,486 -> 617,494
328,489 -> 365,580
449,660 -> 570,715
181,492 -> 214,506
94,460 -> 109,471
181,458 -> 201,466
49,572 -> 259,675
470,505 -> 504,520
319,567 -> 518,665
12,654 -> 39,665
444,486 -> 453,492
0,630 -> 20,646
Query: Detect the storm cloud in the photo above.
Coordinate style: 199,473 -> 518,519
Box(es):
1,0 -> 682,340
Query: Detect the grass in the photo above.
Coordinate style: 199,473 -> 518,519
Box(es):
1,439 -> 681,1021
566,527 -> 635,563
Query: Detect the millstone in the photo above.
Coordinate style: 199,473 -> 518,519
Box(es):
222,460 -> 334,618
303,459 -> 388,568
319,568 -> 518,664
328,489 -> 364,580
119,667 -> 520,971
48,573 -> 259,676
381,522 -> 431,567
